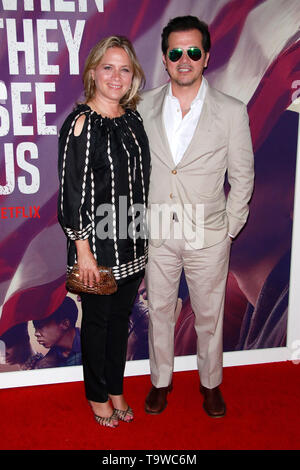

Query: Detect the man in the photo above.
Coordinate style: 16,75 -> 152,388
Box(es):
138,16 -> 254,417
0,322 -> 43,370
33,297 -> 82,368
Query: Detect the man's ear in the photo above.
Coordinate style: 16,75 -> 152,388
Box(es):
60,319 -> 70,331
162,53 -> 167,69
204,52 -> 210,68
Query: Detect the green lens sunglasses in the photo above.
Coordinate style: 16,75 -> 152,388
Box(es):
168,47 -> 202,62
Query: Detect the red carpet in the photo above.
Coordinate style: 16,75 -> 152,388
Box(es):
0,361 -> 299,451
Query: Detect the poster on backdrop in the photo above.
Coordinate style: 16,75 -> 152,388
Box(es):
0,0 -> 299,374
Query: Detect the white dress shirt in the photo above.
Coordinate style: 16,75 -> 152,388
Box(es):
163,77 -> 207,166
162,78 -> 234,239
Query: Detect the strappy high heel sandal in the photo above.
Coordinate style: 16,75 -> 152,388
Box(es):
113,406 -> 134,423
93,409 -> 119,428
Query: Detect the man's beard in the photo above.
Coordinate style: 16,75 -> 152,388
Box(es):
173,76 -> 199,87
166,68 -> 200,87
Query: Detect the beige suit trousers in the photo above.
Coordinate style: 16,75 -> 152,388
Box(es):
145,223 -> 231,389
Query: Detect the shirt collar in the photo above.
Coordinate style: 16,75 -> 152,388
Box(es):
167,76 -> 208,106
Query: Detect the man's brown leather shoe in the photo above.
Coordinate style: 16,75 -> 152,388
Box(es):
200,385 -> 226,418
145,384 -> 173,414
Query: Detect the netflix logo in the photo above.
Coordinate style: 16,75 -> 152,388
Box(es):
0,206 -> 40,219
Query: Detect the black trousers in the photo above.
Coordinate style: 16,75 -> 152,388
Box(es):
80,275 -> 142,403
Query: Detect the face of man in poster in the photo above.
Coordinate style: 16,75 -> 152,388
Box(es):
230,111 -> 295,283
34,319 -> 70,350
225,109 -> 297,350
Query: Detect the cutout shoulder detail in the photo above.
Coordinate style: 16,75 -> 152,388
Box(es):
74,114 -> 86,137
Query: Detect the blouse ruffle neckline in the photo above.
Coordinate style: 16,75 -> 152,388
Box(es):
78,103 -> 132,122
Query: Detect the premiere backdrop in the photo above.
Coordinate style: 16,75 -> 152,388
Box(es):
0,0 -> 299,380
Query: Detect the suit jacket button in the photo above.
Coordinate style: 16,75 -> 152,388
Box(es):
172,170 -> 177,174
170,193 -> 173,199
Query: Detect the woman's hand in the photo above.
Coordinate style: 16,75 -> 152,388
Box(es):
75,240 -> 100,287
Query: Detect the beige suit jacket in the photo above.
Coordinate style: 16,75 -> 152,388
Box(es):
138,82 -> 254,249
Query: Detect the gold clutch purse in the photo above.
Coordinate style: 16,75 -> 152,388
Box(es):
66,263 -> 117,295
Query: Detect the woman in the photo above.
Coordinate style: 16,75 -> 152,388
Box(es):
58,36 -> 150,428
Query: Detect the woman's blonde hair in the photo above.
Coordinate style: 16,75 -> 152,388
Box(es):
83,36 -> 145,110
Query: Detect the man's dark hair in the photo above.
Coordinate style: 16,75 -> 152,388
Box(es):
0,323 -> 30,348
161,16 -> 211,55
33,297 -> 78,329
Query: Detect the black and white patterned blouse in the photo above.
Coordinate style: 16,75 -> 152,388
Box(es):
58,104 -> 150,285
